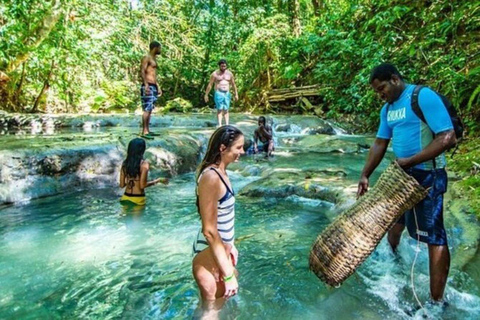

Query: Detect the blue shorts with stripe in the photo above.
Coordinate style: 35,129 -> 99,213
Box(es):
140,84 -> 158,112
397,167 -> 448,245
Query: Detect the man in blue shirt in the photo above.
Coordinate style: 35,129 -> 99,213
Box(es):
357,63 -> 456,303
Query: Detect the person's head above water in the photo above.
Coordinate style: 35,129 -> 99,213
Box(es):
197,125 -> 244,178
149,41 -> 161,55
258,116 -> 266,126
369,63 -> 405,104
123,138 -> 146,177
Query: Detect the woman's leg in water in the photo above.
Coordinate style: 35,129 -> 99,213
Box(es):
192,248 -> 227,319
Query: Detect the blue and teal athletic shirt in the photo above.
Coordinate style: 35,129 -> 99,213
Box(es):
376,84 -> 454,170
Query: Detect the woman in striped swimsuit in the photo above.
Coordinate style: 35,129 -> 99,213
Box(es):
192,125 -> 244,315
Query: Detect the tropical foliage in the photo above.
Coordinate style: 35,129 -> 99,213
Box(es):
449,139 -> 480,217
1,0 -> 479,133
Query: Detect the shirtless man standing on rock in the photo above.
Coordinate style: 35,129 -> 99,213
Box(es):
140,41 -> 162,139
204,59 -> 239,127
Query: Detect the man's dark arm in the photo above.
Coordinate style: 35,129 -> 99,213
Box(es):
357,138 -> 390,197
260,125 -> 273,140
397,130 -> 456,169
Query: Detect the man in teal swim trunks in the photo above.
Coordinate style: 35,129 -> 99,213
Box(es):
204,59 -> 239,127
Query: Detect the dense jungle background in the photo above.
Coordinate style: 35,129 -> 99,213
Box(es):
1,0 -> 479,211
1,0 -> 479,131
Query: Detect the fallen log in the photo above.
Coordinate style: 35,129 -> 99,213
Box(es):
266,85 -> 322,102
267,84 -> 320,95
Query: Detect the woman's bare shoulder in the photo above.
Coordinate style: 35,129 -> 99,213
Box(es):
198,168 -> 222,187
140,160 -> 150,170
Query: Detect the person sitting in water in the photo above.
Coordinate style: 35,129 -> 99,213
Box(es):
192,125 -> 244,317
253,116 -> 274,157
119,138 -> 168,206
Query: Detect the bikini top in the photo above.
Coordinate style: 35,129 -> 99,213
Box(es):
123,160 -> 145,196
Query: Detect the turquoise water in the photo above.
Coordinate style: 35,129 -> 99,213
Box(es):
0,172 -> 331,319
1,124 -> 480,319
1,170 -> 480,319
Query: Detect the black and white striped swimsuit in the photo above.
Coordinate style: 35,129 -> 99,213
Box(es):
193,167 -> 235,254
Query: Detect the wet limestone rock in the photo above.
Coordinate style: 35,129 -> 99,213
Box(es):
273,116 -> 335,135
0,146 -> 123,204
0,133 -> 205,205
145,134 -> 205,176
292,135 -> 360,153
239,169 -> 348,205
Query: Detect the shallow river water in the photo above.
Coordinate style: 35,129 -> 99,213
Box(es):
1,115 -> 479,319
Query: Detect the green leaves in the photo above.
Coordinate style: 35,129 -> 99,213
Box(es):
0,0 -> 477,134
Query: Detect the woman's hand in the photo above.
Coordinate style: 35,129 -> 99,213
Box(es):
223,273 -> 238,299
148,177 -> 169,187
156,177 -> 169,185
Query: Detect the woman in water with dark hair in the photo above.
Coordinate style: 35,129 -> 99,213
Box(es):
192,125 -> 244,317
119,138 -> 168,206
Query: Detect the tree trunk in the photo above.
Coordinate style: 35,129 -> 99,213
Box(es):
312,0 -> 325,17
14,63 -> 26,105
267,66 -> 271,89
201,0 -> 216,94
292,0 -> 301,37
231,0 -> 239,51
173,71 -> 180,97
32,59 -> 55,113
6,0 -> 62,73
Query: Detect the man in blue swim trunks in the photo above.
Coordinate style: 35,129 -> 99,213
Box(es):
140,41 -> 162,138
204,59 -> 239,127
357,63 -> 456,303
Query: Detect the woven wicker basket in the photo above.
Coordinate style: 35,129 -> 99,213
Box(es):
309,161 -> 428,286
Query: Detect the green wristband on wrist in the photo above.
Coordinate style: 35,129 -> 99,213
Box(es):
223,273 -> 235,282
